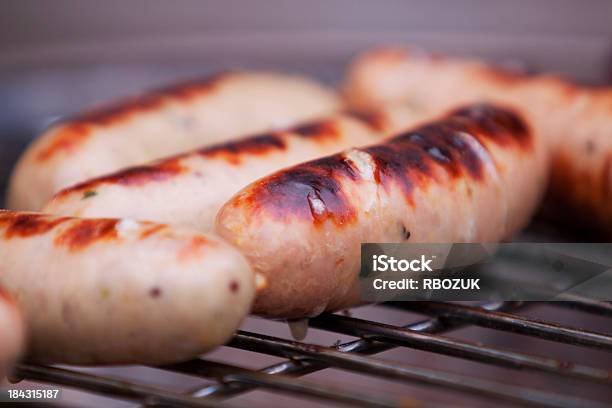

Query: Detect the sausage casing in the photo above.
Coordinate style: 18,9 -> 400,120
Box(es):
216,105 -> 548,318
345,48 -> 612,236
44,105 -> 429,231
0,210 -> 255,365
9,71 -> 341,211
0,288 -> 25,377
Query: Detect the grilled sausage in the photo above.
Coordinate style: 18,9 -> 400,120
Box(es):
0,210 -> 255,365
9,71 -> 341,211
0,288 -> 25,377
216,105 -> 548,318
344,48 -> 612,236
44,104 -> 430,231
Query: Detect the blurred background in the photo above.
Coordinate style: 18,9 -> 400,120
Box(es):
1,0 -> 612,204
1,1 -> 612,407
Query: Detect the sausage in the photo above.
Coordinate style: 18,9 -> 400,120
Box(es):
344,47 -> 612,236
0,210 -> 255,365
43,104 -> 430,231
215,104 -> 548,318
9,71 -> 341,211
0,288 -> 25,377
547,90 -> 612,235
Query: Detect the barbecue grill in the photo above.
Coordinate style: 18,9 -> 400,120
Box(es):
6,299 -> 612,407
2,2 -> 612,407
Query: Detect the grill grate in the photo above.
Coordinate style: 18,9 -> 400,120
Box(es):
8,300 -> 612,408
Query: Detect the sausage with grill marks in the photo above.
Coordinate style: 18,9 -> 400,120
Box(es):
0,210 -> 255,365
344,47 -> 612,236
9,71 -> 341,211
215,105 -> 548,318
44,104 -> 430,231
0,288 -> 24,377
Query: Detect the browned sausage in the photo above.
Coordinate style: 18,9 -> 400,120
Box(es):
344,47 -> 612,236
0,210 -> 255,365
43,105 -> 430,231
215,104 -> 548,318
9,71 -> 341,211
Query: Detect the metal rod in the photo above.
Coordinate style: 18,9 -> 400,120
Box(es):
192,302 -> 521,399
308,313 -> 612,384
13,364 -> 237,408
226,330 -> 607,408
164,359 -> 439,408
25,301 -> 608,408
551,296 -> 612,317
389,302 -> 612,350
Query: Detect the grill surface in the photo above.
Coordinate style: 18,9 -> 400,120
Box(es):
8,300 -> 612,408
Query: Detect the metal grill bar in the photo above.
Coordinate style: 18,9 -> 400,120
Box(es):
308,313 -> 612,384
12,301 -> 612,408
389,302 -> 612,350
225,330 -> 607,408
554,297 -> 612,317
192,301 -> 520,399
163,360 -> 440,408
13,364 -> 237,408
